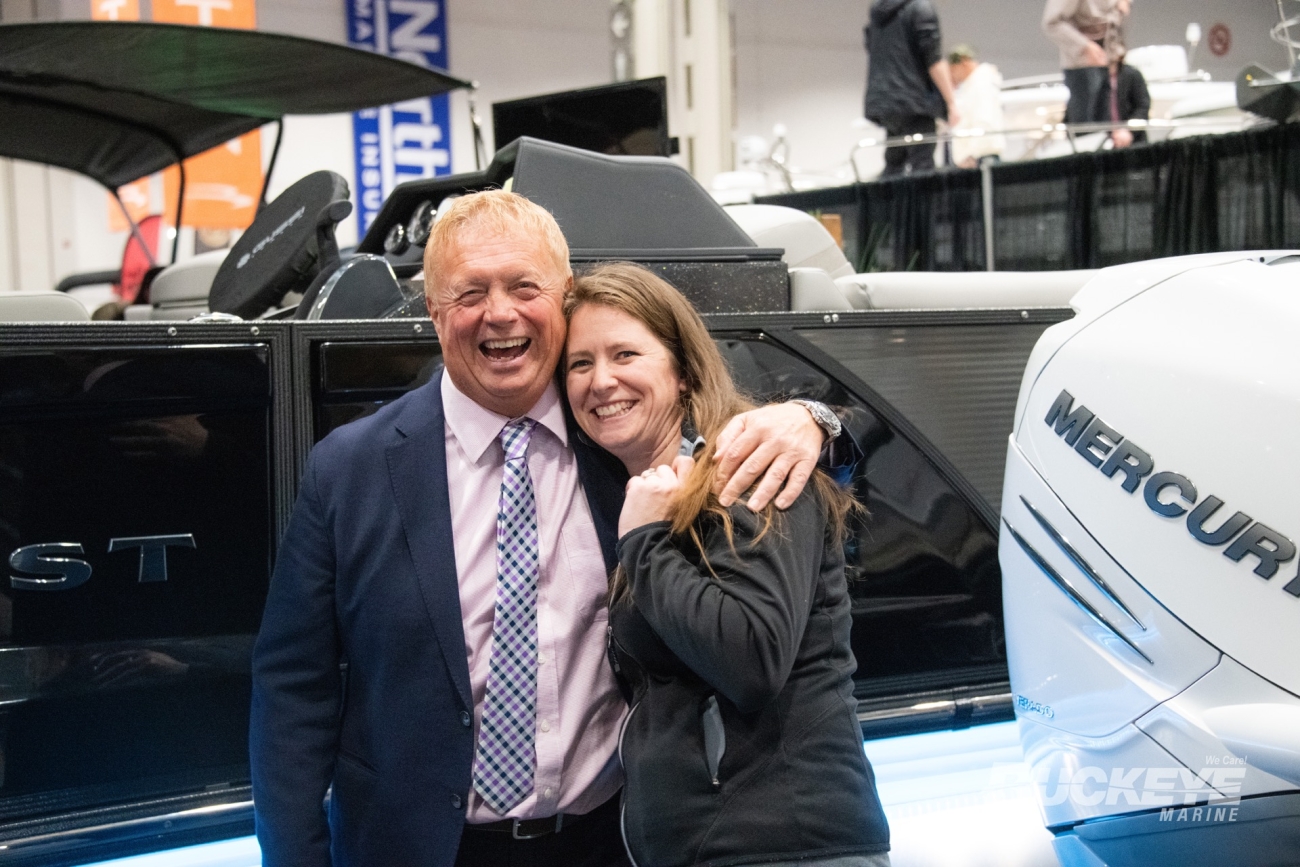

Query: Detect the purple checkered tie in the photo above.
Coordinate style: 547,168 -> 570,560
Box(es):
472,418 -> 540,814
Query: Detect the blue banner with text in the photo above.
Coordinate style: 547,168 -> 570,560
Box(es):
345,0 -> 452,236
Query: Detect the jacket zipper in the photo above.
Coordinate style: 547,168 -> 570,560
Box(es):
618,697 -> 642,867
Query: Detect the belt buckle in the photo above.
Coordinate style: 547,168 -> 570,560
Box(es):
511,814 -> 562,840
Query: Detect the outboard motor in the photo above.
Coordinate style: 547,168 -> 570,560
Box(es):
999,252 -> 1300,866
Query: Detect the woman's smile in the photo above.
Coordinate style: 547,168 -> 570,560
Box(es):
592,399 -> 637,419
566,304 -> 686,475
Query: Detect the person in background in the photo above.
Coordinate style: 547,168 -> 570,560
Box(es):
864,0 -> 961,177
564,261 -> 891,867
1043,0 -> 1132,126
947,44 -> 1005,168
1098,51 -> 1150,148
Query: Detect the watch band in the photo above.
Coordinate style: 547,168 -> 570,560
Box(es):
790,399 -> 842,441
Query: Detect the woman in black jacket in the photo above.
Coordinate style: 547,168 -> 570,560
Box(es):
563,262 -> 890,867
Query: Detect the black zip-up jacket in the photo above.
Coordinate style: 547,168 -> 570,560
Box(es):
1096,63 -> 1150,142
863,0 -> 946,123
612,491 -> 890,867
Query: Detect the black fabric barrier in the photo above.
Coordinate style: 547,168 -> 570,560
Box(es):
757,123 -> 1300,270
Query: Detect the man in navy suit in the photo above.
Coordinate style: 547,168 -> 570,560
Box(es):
250,190 -> 836,867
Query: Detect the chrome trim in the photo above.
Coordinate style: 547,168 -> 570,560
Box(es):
0,799 -> 252,856
1004,519 -> 1153,664
1019,495 -> 1146,630
857,692 -> 1012,726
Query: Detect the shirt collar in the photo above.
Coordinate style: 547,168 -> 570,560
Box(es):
440,369 -> 569,464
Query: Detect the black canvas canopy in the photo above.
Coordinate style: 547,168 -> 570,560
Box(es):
0,21 -> 471,189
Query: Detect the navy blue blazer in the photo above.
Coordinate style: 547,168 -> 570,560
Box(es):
250,374 -> 627,867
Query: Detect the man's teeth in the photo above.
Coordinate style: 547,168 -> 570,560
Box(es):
594,401 -> 635,418
484,337 -> 528,349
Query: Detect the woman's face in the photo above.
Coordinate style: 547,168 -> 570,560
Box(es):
565,303 -> 686,472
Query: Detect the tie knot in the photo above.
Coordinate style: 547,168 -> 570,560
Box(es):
499,418 -> 536,462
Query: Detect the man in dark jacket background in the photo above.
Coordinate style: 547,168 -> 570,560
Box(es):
863,0 -> 960,177
1098,53 -> 1149,148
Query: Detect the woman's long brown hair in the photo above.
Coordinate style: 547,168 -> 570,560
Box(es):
563,262 -> 859,602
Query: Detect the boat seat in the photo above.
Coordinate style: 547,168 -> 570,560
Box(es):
0,291 -> 91,322
789,268 -> 853,311
146,249 -> 229,320
835,269 -> 1095,309
725,204 -> 855,279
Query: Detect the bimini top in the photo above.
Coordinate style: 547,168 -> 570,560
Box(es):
0,21 -> 471,189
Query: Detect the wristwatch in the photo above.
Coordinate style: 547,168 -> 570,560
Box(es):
790,399 -> 842,441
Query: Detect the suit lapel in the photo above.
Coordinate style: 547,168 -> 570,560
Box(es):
385,375 -> 473,710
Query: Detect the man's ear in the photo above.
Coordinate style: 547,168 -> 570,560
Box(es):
424,291 -> 443,335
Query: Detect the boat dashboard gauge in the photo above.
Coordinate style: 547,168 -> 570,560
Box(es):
407,199 -> 436,248
384,222 -> 410,256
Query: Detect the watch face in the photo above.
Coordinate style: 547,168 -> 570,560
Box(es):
383,222 -> 409,256
795,399 -> 840,437
407,200 -> 436,247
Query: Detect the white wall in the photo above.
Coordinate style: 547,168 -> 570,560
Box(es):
442,0 -> 610,172
260,0 -> 614,174
260,0 -> 613,246
732,0 -> 867,183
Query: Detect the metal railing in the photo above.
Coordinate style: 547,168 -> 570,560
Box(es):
847,115 -> 1263,184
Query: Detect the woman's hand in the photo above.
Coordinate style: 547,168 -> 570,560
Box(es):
619,456 -> 694,537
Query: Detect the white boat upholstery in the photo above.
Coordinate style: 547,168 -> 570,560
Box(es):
835,269 -> 1095,310
0,291 -> 91,322
148,249 -> 229,320
725,204 -> 855,279
789,267 -> 853,311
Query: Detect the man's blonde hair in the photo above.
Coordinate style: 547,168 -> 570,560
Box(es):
424,190 -> 571,298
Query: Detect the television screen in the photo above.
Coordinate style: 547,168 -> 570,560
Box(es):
492,77 -> 670,157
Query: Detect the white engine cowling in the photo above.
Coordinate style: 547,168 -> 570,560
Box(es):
1000,252 -> 1300,866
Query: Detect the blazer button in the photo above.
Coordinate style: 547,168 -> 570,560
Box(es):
451,793 -> 463,809
461,711 -> 471,727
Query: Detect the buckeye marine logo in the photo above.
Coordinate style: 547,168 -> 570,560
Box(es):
1044,389 -> 1299,596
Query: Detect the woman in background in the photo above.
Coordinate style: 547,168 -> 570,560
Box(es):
563,262 -> 890,867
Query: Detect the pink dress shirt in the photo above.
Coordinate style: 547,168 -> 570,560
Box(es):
440,371 -> 625,822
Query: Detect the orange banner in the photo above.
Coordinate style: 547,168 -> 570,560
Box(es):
161,131 -> 264,229
151,0 -> 256,29
100,0 -> 262,233
91,0 -> 141,20
151,0 -> 262,230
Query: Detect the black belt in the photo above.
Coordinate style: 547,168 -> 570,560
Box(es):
464,809 -> 587,840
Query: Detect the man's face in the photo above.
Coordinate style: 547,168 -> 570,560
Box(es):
426,225 -> 570,419
951,58 -> 976,86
